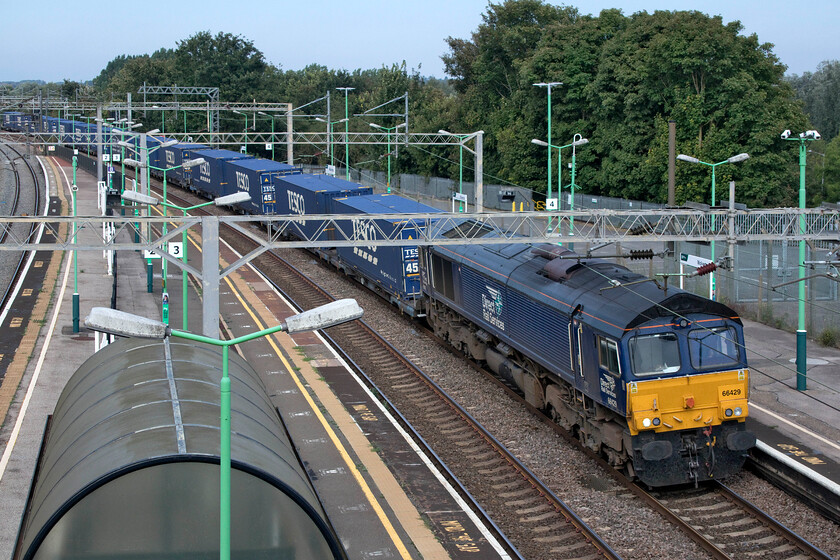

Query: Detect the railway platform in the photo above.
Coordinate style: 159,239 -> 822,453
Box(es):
742,319 -> 840,500
0,156 -> 508,560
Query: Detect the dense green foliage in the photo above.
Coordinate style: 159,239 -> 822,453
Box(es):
40,3 -> 839,207
787,61 -> 840,143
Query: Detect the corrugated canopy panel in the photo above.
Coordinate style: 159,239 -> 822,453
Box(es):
18,337 -> 344,560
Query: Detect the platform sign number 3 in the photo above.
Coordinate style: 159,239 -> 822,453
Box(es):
168,242 -> 183,257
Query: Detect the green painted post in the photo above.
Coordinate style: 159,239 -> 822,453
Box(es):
797,138 -> 809,390
220,344 -> 231,560
533,82 -> 562,217
72,155 -> 79,333
387,129 -> 392,193
162,169 -> 168,293
183,209 -> 189,330
167,321 -> 294,560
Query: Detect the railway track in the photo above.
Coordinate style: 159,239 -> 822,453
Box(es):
644,482 -> 832,559
0,140 -> 41,309
154,186 -> 618,560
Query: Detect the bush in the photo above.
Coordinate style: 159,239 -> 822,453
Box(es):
817,326 -> 840,348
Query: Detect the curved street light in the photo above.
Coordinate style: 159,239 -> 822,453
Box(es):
676,151 -> 750,302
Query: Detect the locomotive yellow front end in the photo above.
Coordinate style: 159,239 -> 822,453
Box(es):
627,368 -> 755,486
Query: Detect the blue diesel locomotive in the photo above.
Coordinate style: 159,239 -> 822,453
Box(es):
420,242 -> 755,486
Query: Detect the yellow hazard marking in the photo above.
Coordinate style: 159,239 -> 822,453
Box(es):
9,318 -> 23,328
222,269 -> 414,559
778,443 -> 826,465
34,261 -> 43,268
22,289 -> 33,297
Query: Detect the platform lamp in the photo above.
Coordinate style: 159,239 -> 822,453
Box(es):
371,122 -> 406,193
123,157 -> 206,320
85,299 -> 364,560
336,87 -> 354,180
781,128 -> 821,390
232,110 -> 248,154
120,134 -> 178,292
438,129 -> 471,211
676,151 -> 750,302
531,135 -> 588,234
121,189 -> 251,330
71,154 -> 80,332
257,111 -> 283,161
533,81 -> 563,208
315,117 -> 349,169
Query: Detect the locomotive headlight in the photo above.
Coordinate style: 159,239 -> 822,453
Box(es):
652,417 -> 661,427
734,407 -> 743,417
642,418 -> 652,428
725,408 -> 733,417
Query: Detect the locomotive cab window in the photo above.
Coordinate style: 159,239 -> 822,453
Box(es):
598,337 -> 621,377
629,332 -> 680,377
688,326 -> 739,370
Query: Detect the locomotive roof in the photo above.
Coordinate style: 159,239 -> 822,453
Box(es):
434,242 -> 739,338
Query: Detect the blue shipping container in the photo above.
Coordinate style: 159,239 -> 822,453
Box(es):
191,149 -> 254,198
157,143 -> 209,187
331,193 -> 441,310
221,159 -> 303,215
272,174 -> 372,240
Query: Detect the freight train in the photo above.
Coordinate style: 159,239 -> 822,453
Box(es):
6,112 -> 756,486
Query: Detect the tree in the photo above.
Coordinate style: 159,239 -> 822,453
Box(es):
787,60 -> 840,142
172,32 -> 271,101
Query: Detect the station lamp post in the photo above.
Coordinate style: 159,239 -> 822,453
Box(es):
315,117 -> 349,169
371,122 -> 406,193
336,87 -> 354,180
123,157 -> 206,313
71,154 -> 79,332
119,131 -> 175,292
781,128 -> 821,390
531,135 -> 588,231
533,81 -> 563,205
257,111 -> 286,162
232,110 -> 249,153
122,189 -> 251,330
85,299 -> 364,560
438,129 -> 473,211
676,151 -> 750,301
113,119 -> 142,195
